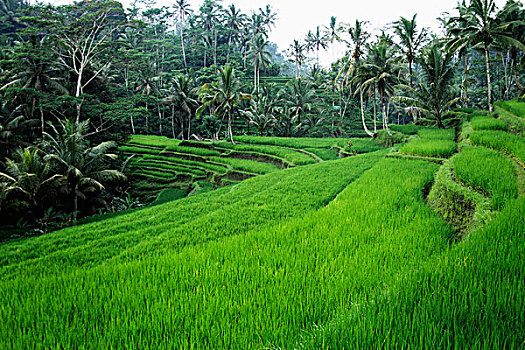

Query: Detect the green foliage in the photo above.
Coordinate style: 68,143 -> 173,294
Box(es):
498,100 -> 525,118
470,130 -> 525,163
152,188 -> 188,205
210,156 -> 279,174
300,195 -> 525,349
389,124 -> 422,135
453,146 -> 517,210
0,156 -> 456,349
417,128 -> 455,141
400,139 -> 457,158
470,115 -> 508,131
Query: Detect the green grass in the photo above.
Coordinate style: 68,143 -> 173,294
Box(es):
399,139 -> 457,158
470,130 -> 525,164
299,196 -> 525,349
304,148 -> 339,160
215,141 -> 317,165
233,136 -> 351,149
470,116 -> 508,131
210,157 -> 279,174
129,135 -> 182,148
152,188 -> 188,205
498,99 -> 525,118
0,157 -> 453,349
453,147 -> 518,210
389,124 -> 422,135
417,128 -> 456,141
0,151 -> 386,278
495,105 -> 525,136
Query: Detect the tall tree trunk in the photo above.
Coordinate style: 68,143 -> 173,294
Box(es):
462,53 -> 469,107
228,112 -> 234,144
372,90 -> 377,133
180,15 -> 187,68
171,105 -> 176,139
226,34 -> 232,63
187,112 -> 192,140
130,113 -> 135,134
145,101 -> 149,135
40,108 -> 45,137
157,102 -> 163,136
213,30 -> 217,66
380,91 -> 391,136
75,69 -> 83,124
360,90 -> 374,137
514,56 -> 525,91
72,184 -> 78,222
484,43 -> 493,112
409,60 -> 413,87
503,51 -> 509,100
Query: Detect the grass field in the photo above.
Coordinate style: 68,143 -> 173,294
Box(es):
1,108 -> 524,348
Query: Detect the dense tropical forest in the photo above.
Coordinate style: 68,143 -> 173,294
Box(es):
1,0 -> 525,347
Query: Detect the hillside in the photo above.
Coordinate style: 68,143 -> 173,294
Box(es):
1,102 -> 524,348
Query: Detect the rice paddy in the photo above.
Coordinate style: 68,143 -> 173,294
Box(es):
1,107 -> 523,349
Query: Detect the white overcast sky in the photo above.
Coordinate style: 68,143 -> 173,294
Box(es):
48,0 -> 508,65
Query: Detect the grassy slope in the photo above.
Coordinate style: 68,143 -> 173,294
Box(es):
0,158 -> 452,349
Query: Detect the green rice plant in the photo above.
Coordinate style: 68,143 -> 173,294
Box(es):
399,139 -> 457,158
129,135 -> 182,148
498,99 -> 525,118
470,116 -> 508,131
470,130 -> 525,164
210,157 -> 279,174
427,159 -> 492,233
417,128 -> 455,141
233,136 -> 351,149
389,124 -> 422,135
129,160 -> 206,176
304,148 -> 339,160
215,141 -> 317,165
494,105 -> 525,136
347,138 -> 386,153
164,145 -> 222,156
452,147 -> 518,210
298,196 -> 525,349
0,151 -> 387,278
151,189 -> 188,205
119,145 -> 163,155
0,157 -> 452,349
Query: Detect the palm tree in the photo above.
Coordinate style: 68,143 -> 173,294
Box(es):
282,78 -> 316,126
447,0 -> 525,111
393,14 -> 428,86
346,19 -> 371,66
174,0 -> 192,68
306,26 -> 328,64
395,41 -> 462,128
1,38 -> 68,136
197,65 -> 249,144
42,119 -> 126,221
324,16 -> 340,61
135,60 -> 160,135
360,40 -> 404,135
224,4 -> 247,64
164,74 -> 198,140
248,34 -> 272,95
259,5 -> 277,33
0,147 -> 61,220
288,40 -> 306,78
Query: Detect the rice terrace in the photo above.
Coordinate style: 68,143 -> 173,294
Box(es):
0,0 -> 524,348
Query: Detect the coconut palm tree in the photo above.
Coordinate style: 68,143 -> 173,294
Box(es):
288,40 -> 306,78
42,119 -> 126,221
395,41 -> 462,128
174,0 -> 192,68
248,34 -> 272,95
360,40 -> 404,135
393,14 -> 428,86
306,26 -> 328,64
1,38 -> 68,135
224,4 -> 247,64
282,78 -> 316,126
447,0 -> 525,111
324,16 -> 340,60
197,65 -> 249,144
0,147 -> 61,220
259,5 -> 277,33
164,74 -> 198,140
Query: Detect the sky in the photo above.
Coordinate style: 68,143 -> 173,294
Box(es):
48,0 -> 508,66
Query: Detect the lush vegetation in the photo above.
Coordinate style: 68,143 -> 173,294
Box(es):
1,0 -> 524,348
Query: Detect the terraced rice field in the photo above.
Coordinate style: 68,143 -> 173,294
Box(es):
121,135 -> 384,202
1,101 -> 524,349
